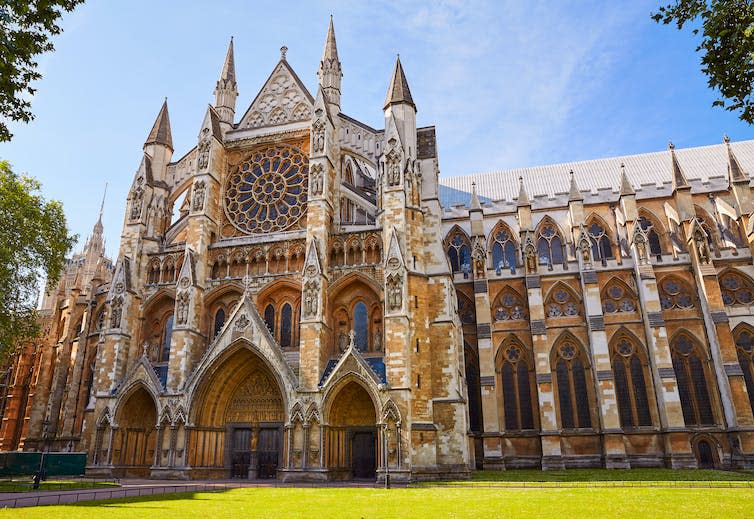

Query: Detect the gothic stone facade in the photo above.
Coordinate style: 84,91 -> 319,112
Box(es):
3,21 -> 754,479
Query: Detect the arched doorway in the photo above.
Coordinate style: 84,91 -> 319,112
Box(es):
327,381 -> 377,479
190,345 -> 285,479
113,386 -> 157,477
696,439 -> 716,469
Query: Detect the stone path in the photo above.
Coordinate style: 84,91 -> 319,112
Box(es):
0,478 -> 389,509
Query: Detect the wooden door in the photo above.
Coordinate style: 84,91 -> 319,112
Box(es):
257,428 -> 280,479
231,428 -> 251,478
351,431 -> 375,478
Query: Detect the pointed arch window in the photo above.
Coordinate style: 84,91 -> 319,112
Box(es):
465,344 -> 482,433
499,342 -> 535,430
264,304 -> 275,334
545,285 -> 581,318
537,224 -> 564,268
160,315 -> 173,363
492,288 -> 527,321
720,271 -> 754,306
490,225 -> 518,273
601,279 -> 637,314
587,220 -> 614,264
280,303 -> 293,348
638,216 -> 663,257
353,301 -> 368,352
659,277 -> 696,310
457,294 -> 476,325
611,336 -> 652,427
671,334 -> 715,426
554,339 -> 592,429
447,230 -> 471,274
734,328 -> 754,415
213,308 -> 225,338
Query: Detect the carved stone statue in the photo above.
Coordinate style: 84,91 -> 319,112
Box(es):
695,229 -> 711,264
312,120 -> 325,153
110,297 -> 123,329
524,245 -> 537,275
310,164 -> 323,196
130,188 -> 143,220
197,129 -> 211,170
176,292 -> 189,325
192,180 -> 206,212
387,273 -> 402,311
634,232 -> 647,263
373,330 -> 382,352
472,238 -> 486,279
387,156 -> 401,186
338,331 -> 347,352
303,280 -> 319,318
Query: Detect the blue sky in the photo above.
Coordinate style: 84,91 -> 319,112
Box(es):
1,0 -> 751,259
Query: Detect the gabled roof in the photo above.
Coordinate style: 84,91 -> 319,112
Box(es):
236,56 -> 315,129
439,139 -> 754,206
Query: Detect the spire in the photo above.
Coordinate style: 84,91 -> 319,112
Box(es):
469,181 -> 481,210
668,141 -> 690,191
215,37 -> 238,128
384,55 -> 415,111
318,16 -> 342,111
619,163 -> 635,196
568,170 -> 583,201
94,182 -> 107,234
144,99 -> 173,150
516,176 -> 531,207
219,37 -> 236,85
724,134 -> 748,184
323,15 -> 338,63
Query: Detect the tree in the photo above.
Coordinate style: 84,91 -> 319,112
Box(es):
0,161 -> 76,359
0,1 -> 85,142
653,1 -> 754,124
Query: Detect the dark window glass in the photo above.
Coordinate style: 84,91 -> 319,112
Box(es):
648,230 -> 662,256
502,363 -> 517,430
459,245 -> 471,271
264,304 -> 275,335
556,360 -> 573,429
448,248 -> 459,272
631,356 -> 652,426
161,315 -> 173,362
517,362 -> 534,429
551,236 -> 563,264
673,353 -> 696,426
613,359 -> 633,427
354,301 -> 368,352
213,308 -> 225,337
492,243 -> 504,268
737,348 -> 754,416
465,347 -> 482,433
538,238 -> 551,265
280,303 -> 292,348
690,355 -> 714,425
572,359 -> 591,428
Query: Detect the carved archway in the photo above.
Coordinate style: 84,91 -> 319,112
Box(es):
112,386 -> 158,477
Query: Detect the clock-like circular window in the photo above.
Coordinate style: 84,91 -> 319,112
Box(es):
224,145 -> 308,234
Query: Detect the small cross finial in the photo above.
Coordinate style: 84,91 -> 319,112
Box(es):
668,141 -> 675,151
348,329 -> 356,349
280,45 -> 288,60
569,169 -> 574,178
142,341 -> 149,357
723,134 -> 730,144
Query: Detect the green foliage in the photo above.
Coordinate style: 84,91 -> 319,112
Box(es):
0,1 -> 84,142
0,160 -> 76,359
653,0 -> 754,124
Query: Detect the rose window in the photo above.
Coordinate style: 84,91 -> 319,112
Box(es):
224,146 -> 308,234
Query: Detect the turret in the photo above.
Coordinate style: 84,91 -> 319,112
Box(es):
317,17 -> 342,113
214,38 -> 238,131
143,99 -> 173,183
669,141 -> 693,221
383,56 -> 416,158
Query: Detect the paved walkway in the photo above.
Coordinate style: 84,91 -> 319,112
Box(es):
0,478 -> 390,509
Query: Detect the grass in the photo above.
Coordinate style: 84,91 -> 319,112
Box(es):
0,480 -> 120,493
3,486 -> 754,519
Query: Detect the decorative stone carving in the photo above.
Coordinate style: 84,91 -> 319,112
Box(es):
303,280 -> 319,318
386,151 -> 401,187
523,233 -> 537,275
338,331 -> 347,352
176,292 -> 189,325
312,119 -> 325,154
373,329 -> 382,352
197,128 -> 211,170
387,273 -> 402,311
130,187 -> 143,221
633,226 -> 648,264
472,237 -> 486,279
310,163 -> 323,196
694,228 -> 711,264
110,296 -> 123,329
235,314 -> 250,330
192,180 -> 206,212
577,226 -> 592,266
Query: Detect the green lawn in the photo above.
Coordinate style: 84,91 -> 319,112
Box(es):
3,486 -> 754,519
0,480 -> 119,493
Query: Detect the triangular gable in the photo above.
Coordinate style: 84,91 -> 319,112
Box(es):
318,338 -> 383,389
108,256 -> 133,300
177,249 -> 197,287
113,354 -> 164,397
385,230 -> 405,270
199,105 -> 223,141
238,59 -> 314,129
303,239 -> 323,277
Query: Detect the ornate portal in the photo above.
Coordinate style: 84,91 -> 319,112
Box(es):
224,145 -> 308,234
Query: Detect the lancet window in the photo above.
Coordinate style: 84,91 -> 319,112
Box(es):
490,223 -> 518,272
734,327 -> 754,415
671,333 -> 715,426
536,222 -> 565,268
446,229 -> 471,274
553,337 -> 593,429
638,215 -> 663,257
498,340 -> 536,431
587,219 -> 614,264
611,335 -> 652,428
457,294 -> 476,325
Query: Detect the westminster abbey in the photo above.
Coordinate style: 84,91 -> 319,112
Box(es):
2,19 -> 754,480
